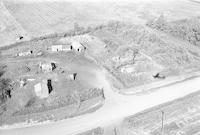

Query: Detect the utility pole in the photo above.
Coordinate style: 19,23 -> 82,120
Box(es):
161,111 -> 165,135
114,127 -> 117,135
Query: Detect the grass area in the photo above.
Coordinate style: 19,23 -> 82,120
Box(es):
0,96 -> 104,126
76,127 -> 104,135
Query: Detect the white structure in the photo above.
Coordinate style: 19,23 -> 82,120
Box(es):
66,73 -> 77,81
112,56 -> 120,62
51,45 -> 62,52
112,56 -> 133,64
19,78 -> 26,87
17,50 -> 33,56
39,62 -> 54,72
71,41 -> 86,52
36,51 -> 43,56
27,78 -> 35,82
120,65 -> 135,73
34,80 -> 49,98
51,45 -> 71,52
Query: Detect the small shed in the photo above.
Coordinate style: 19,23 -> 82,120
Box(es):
34,80 -> 49,98
62,45 -> 72,51
19,78 -> 27,87
65,73 -> 77,81
39,62 -> 56,72
51,45 -> 72,52
51,45 -> 62,52
120,65 -> 135,73
17,50 -> 33,56
71,41 -> 86,52
112,56 -> 120,62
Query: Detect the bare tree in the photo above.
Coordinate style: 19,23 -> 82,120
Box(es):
161,111 -> 165,135
74,22 -> 80,34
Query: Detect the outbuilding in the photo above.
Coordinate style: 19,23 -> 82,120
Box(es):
51,45 -> 62,52
120,65 -> 135,73
34,80 -> 49,98
71,41 -> 86,52
19,78 -> 27,87
51,45 -> 72,52
17,50 -> 33,56
66,73 -> 77,81
39,62 -> 56,72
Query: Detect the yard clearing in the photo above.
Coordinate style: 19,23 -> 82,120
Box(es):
0,35 -> 105,126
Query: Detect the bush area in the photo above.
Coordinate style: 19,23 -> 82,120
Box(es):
12,88 -> 103,116
79,88 -> 104,102
101,21 -> 200,68
88,21 -> 200,89
146,15 -> 200,47
0,65 -> 12,105
12,95 -> 77,116
92,21 -> 200,72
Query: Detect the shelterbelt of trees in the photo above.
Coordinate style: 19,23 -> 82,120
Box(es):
146,15 -> 200,47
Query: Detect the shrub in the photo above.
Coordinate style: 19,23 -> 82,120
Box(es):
0,78 -> 12,104
147,15 -> 200,47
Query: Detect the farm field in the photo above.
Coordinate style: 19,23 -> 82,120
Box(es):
118,91 -> 200,135
0,1 -> 29,47
2,1 -> 129,38
2,0 -> 200,47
